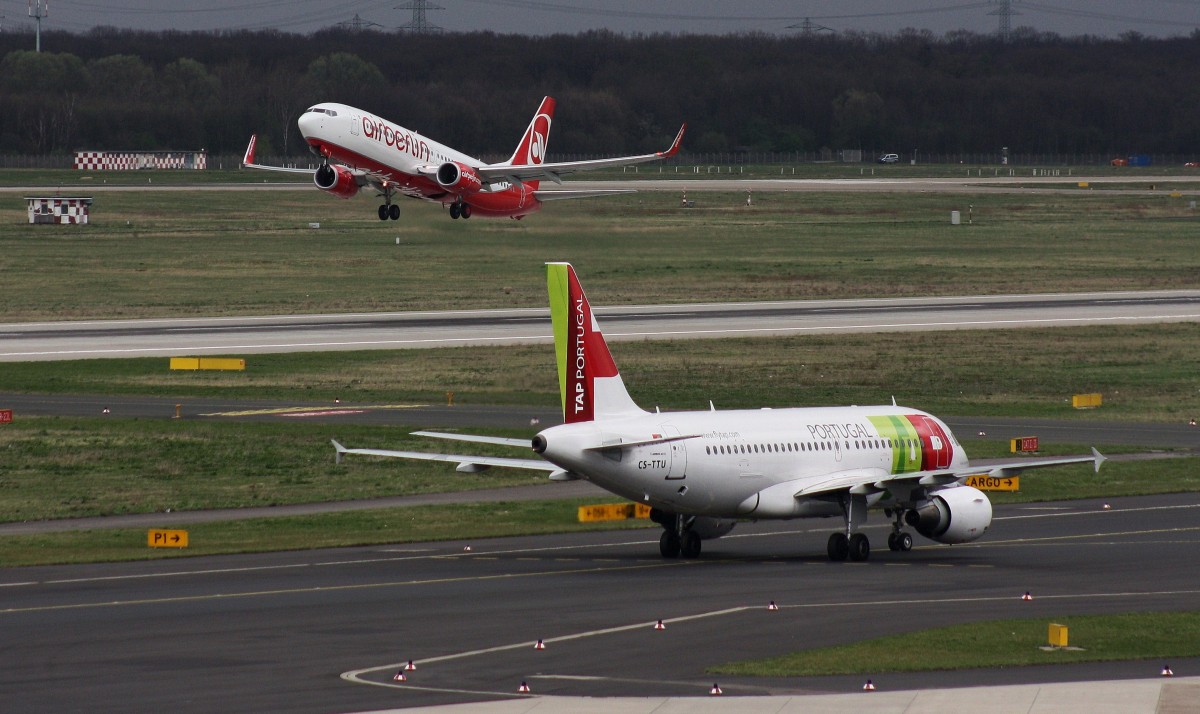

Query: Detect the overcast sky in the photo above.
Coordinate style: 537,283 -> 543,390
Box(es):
4,1 -> 1199,39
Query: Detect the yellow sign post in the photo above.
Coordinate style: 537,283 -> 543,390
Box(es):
577,503 -> 652,523
148,529 -> 189,548
965,475 -> 1020,492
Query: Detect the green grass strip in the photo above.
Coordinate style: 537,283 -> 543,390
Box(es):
710,612 -> 1200,676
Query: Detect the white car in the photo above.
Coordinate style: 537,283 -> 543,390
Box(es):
878,153 -> 899,164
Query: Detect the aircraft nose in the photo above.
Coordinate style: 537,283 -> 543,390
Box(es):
297,111 -> 317,138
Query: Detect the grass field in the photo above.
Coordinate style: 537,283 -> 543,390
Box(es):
709,612 -> 1200,676
2,182 -> 1198,320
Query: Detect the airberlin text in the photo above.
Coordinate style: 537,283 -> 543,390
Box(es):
362,117 -> 431,162
572,296 -> 587,416
808,423 -> 874,440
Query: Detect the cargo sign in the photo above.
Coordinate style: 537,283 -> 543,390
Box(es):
577,503 -> 652,523
147,529 -> 189,548
965,475 -> 1020,492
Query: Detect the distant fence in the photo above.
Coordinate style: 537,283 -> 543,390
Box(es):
2,152 -> 1196,170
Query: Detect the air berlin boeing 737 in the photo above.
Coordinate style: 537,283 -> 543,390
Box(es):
333,263 -> 1105,561
243,97 -> 685,220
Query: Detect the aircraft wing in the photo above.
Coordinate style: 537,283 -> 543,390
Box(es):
793,448 -> 1106,499
478,124 -> 686,186
332,439 -> 555,473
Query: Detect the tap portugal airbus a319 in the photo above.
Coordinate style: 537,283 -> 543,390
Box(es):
243,97 -> 685,221
333,264 -> 1105,561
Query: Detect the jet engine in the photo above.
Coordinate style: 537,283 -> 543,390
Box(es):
904,486 -> 992,544
649,509 -> 737,540
435,161 -> 484,194
314,164 -> 360,199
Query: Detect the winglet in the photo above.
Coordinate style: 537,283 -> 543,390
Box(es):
658,124 -> 686,158
242,135 -> 257,168
1092,447 -> 1107,473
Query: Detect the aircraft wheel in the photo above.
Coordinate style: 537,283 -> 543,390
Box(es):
897,532 -> 913,552
460,204 -> 472,219
659,530 -> 681,558
449,203 -> 460,219
377,204 -> 389,221
388,204 -> 400,220
849,533 -> 870,562
680,531 -> 701,559
887,533 -> 899,552
827,533 -> 849,561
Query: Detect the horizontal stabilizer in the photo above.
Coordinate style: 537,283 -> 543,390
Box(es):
331,439 -> 554,472
412,431 -> 532,448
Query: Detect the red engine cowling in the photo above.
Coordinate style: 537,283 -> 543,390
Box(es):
905,486 -> 992,544
314,164 -> 360,199
435,161 -> 484,194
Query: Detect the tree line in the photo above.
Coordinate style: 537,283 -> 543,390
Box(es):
1,27 -> 1198,160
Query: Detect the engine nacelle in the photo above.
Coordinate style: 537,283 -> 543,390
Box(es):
904,486 -> 992,544
436,161 -> 484,194
649,509 -> 737,540
314,164 -> 360,199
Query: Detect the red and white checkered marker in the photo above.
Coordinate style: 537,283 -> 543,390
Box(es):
1162,665 -> 1174,677
518,681 -> 531,693
710,683 -> 723,695
654,619 -> 666,630
404,660 -> 416,671
534,639 -> 545,650
393,670 -> 407,682
1021,591 -> 1033,601
863,679 -> 876,691
768,600 -> 779,611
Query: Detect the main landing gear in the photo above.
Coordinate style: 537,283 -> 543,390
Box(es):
885,507 -> 915,552
658,514 -> 701,559
377,203 -> 400,221
448,200 -> 472,220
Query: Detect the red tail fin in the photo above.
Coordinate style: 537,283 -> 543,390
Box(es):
506,97 -> 555,171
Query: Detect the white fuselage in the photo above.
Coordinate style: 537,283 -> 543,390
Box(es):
535,404 -> 968,519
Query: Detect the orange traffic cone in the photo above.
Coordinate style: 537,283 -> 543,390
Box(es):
654,619 -> 666,630
518,681 -> 531,693
1162,664 -> 1174,677
1103,503 -> 1112,510
404,660 -> 416,671
767,600 -> 779,611
393,670 -> 407,682
534,639 -> 545,650
710,683 -> 723,695
1021,591 -> 1033,601
863,679 -> 876,691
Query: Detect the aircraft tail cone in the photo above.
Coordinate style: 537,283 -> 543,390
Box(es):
1021,591 -> 1033,601
654,619 -> 666,630
1162,665 -> 1174,677
863,679 -> 876,691
393,670 -> 407,682
518,681 -> 531,693
710,683 -> 722,695
767,600 -> 779,611
534,639 -> 545,650
404,660 -> 416,671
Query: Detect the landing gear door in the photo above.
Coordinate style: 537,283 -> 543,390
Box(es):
663,425 -> 687,480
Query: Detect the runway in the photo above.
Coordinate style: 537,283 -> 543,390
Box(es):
2,493 -> 1198,713
3,290 -> 1198,361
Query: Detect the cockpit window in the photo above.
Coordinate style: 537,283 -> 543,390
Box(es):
305,107 -> 338,116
